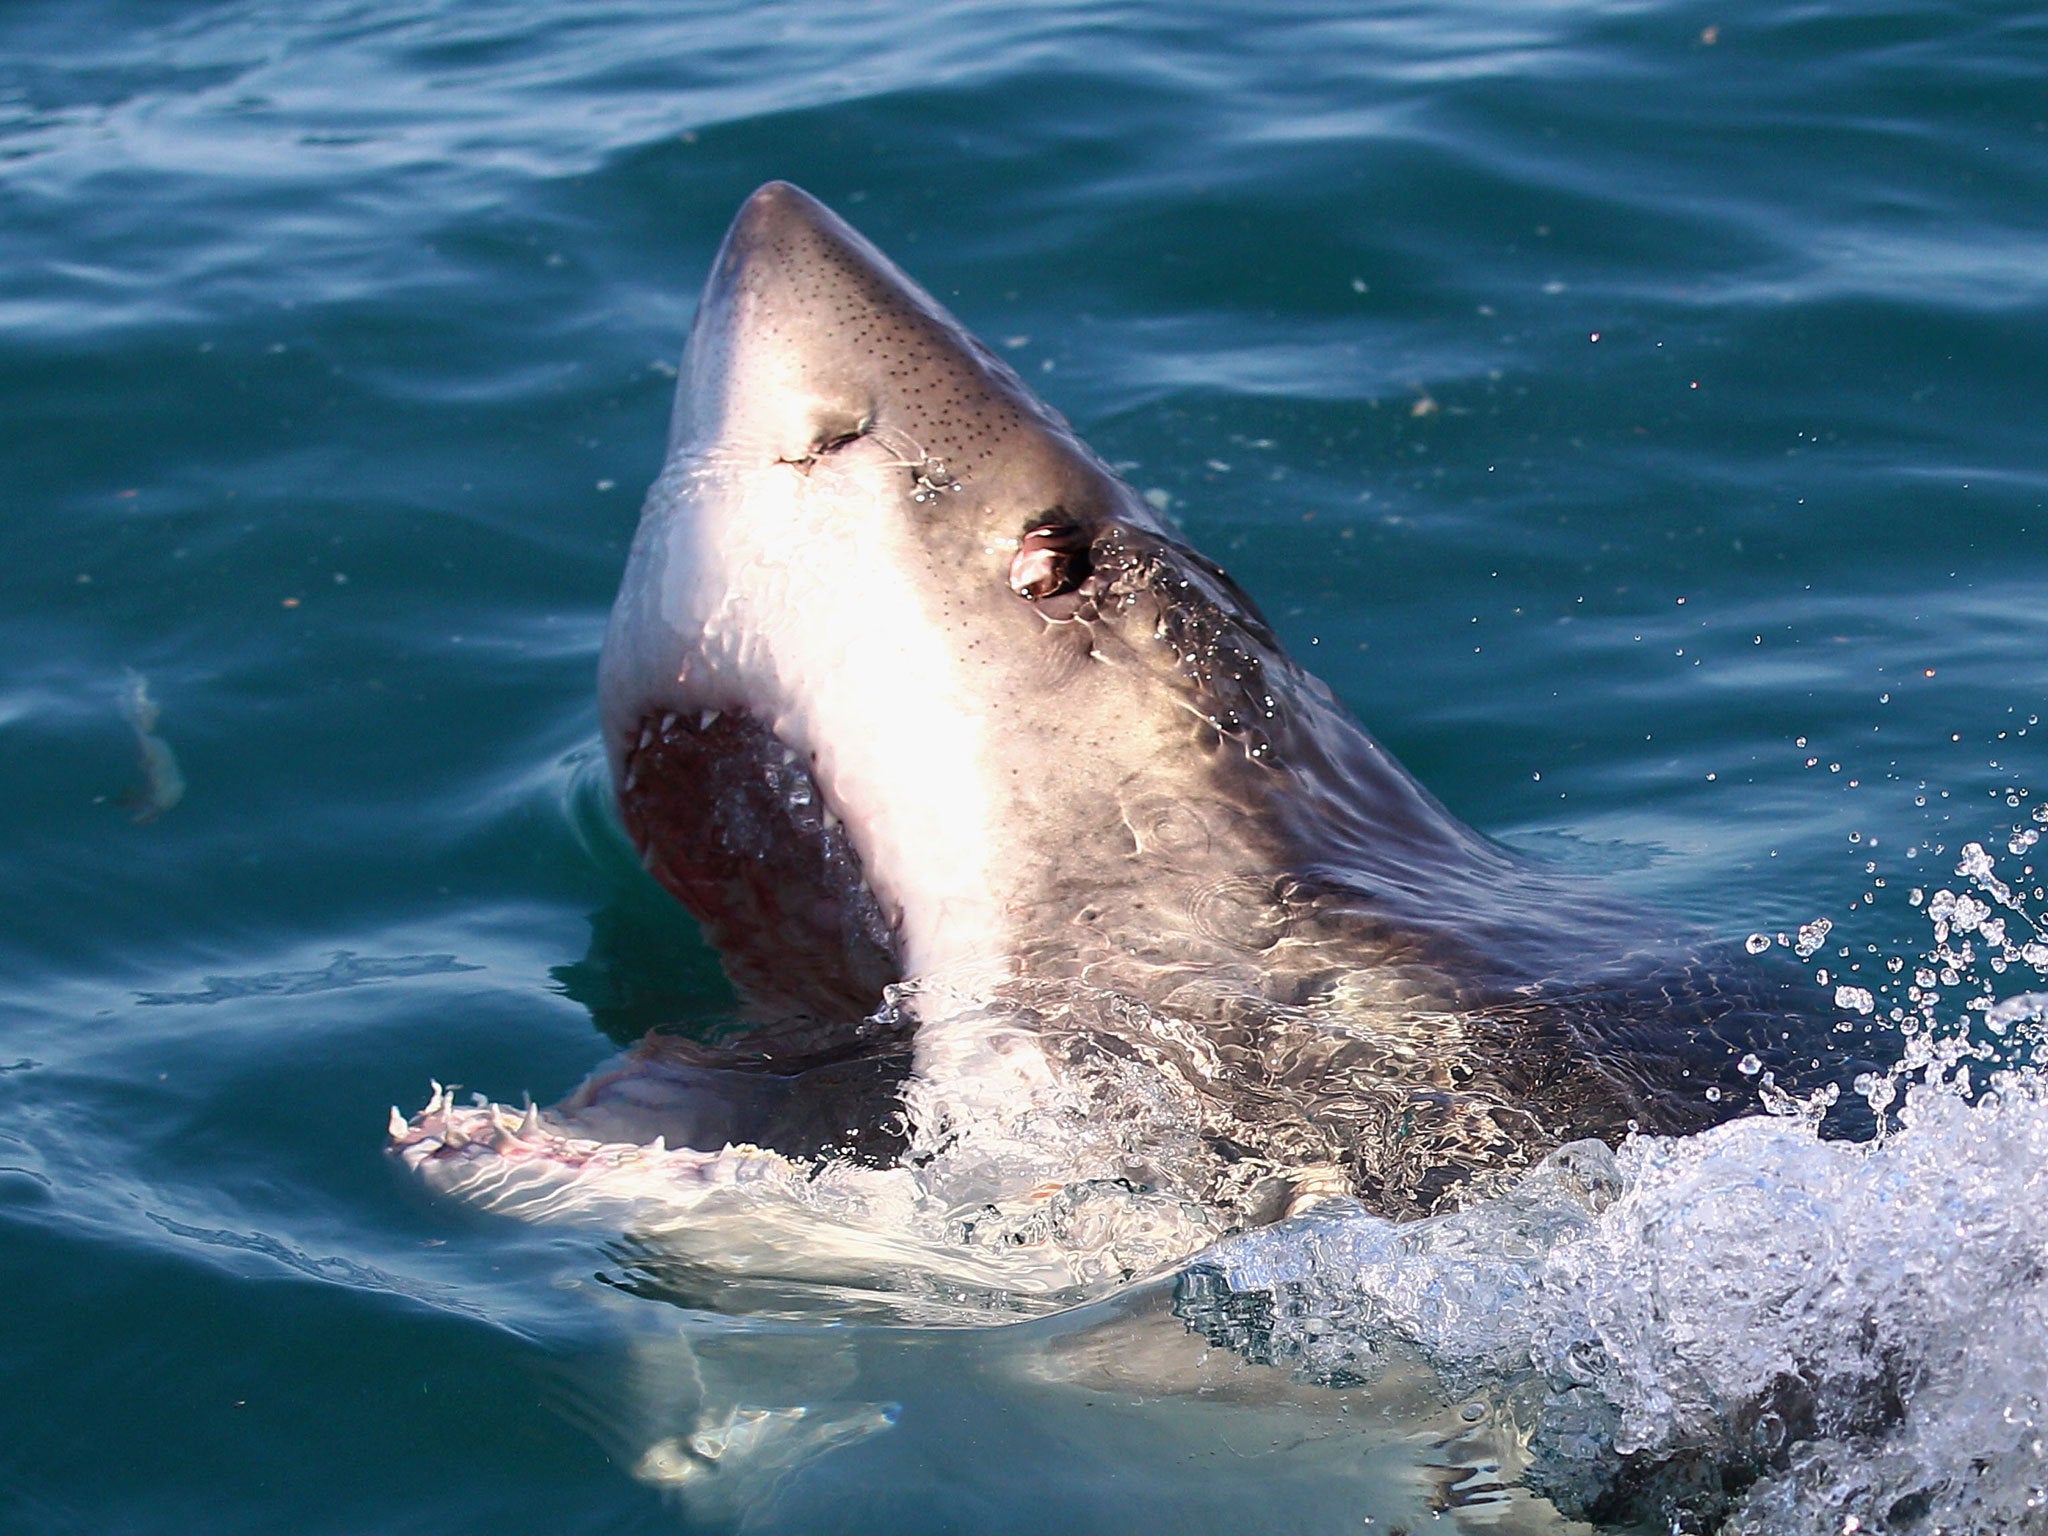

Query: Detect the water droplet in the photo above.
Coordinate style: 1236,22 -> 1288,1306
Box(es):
1795,918 -> 1833,958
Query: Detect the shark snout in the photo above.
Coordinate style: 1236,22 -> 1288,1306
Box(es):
673,184 -> 885,461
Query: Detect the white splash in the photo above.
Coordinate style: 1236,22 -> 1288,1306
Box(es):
1199,809 -> 2048,1533
1206,1070 -> 2048,1532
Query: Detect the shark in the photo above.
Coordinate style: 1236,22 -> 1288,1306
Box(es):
391,183 -> 1865,1295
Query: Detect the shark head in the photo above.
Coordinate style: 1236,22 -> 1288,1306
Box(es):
600,182 -> 1460,1021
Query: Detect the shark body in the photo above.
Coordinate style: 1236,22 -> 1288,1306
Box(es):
394,184 -> 1861,1280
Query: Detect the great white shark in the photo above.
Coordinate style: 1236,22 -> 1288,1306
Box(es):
393,183 -> 1868,1286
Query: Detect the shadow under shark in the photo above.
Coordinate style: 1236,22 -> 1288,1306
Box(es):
393,182 -> 1875,1293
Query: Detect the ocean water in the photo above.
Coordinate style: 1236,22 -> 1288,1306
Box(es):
4,2 -> 2046,1533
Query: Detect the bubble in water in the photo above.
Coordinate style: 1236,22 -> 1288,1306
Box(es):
1737,1053 -> 1763,1076
1834,985 -> 1875,1015
1745,933 -> 1771,955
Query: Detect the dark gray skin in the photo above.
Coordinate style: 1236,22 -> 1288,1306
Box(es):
592,182 -> 1870,1223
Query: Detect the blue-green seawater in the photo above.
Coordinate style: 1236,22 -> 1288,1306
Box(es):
3,2 -> 2044,1532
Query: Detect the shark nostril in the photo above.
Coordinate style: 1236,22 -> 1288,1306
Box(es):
776,417 -> 872,473
815,423 -> 868,455
1010,515 -> 1092,602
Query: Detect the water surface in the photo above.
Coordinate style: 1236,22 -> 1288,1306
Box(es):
4,2 -> 2046,1532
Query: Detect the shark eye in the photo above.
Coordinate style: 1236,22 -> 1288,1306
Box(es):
1009,516 -> 1092,602
815,425 -> 867,455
